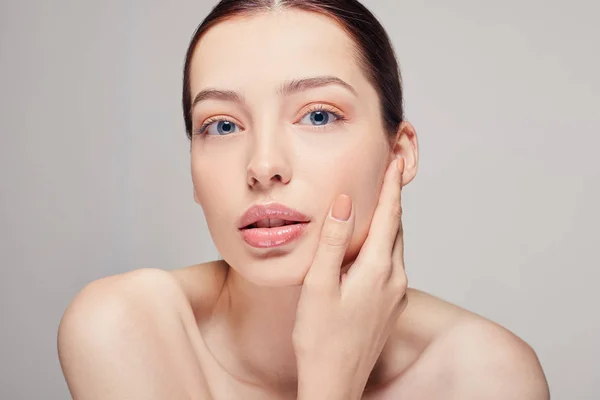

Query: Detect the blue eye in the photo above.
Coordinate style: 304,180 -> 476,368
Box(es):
299,110 -> 340,126
203,119 -> 240,136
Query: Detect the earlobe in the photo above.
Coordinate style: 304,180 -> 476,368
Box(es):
391,121 -> 419,186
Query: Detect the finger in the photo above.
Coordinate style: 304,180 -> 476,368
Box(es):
390,231 -> 408,300
304,194 -> 355,296
360,157 -> 404,262
391,212 -> 405,274
390,202 -> 408,293
395,291 -> 408,317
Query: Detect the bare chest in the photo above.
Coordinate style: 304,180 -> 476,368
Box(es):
186,327 -> 445,400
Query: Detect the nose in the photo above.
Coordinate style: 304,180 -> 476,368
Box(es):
246,129 -> 291,189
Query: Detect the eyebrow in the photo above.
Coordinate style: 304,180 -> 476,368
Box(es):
190,75 -> 357,113
191,89 -> 245,108
278,76 -> 358,97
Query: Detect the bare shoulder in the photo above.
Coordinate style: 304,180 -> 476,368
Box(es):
58,268 -> 192,334
427,316 -> 549,399
388,289 -> 550,399
57,267 -> 213,399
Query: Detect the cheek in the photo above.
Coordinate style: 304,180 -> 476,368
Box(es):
346,169 -> 387,262
191,138 -> 245,197
313,146 -> 388,264
347,148 -> 390,252
191,155 -> 239,222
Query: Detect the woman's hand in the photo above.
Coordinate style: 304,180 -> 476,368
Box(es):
293,157 -> 408,400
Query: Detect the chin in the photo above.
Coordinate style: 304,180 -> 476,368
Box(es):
217,236 -> 317,287
235,257 -> 310,287
212,220 -> 367,287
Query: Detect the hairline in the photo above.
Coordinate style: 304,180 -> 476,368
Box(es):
186,7 -> 373,103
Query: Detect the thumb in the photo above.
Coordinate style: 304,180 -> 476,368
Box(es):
304,194 -> 355,296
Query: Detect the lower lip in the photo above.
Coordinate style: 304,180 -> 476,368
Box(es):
239,223 -> 309,248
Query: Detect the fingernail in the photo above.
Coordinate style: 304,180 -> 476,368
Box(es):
331,194 -> 352,221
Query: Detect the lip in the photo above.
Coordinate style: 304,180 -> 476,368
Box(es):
237,203 -> 311,249
237,203 -> 311,229
239,223 -> 309,248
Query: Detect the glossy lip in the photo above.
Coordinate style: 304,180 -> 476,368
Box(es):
239,223 -> 309,248
237,203 -> 311,229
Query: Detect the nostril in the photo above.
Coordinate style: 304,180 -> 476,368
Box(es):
247,165 -> 290,187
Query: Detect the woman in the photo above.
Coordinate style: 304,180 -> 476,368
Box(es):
58,0 -> 550,398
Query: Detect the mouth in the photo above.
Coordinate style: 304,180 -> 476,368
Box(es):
237,202 -> 311,230
242,218 -> 305,230
237,203 -> 311,248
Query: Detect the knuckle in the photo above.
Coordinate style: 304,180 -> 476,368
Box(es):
321,224 -> 350,248
391,203 -> 403,220
371,259 -> 393,281
396,295 -> 409,314
303,276 -> 330,294
379,256 -> 394,271
391,274 -> 408,292
292,331 -> 317,356
291,329 -> 308,351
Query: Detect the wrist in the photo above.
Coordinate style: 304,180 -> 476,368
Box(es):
296,365 -> 366,400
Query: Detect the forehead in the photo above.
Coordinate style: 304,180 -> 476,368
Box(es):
189,9 -> 368,94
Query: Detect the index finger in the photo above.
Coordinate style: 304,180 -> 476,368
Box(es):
304,194 -> 355,297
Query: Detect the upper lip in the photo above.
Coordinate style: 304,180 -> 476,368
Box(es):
237,203 -> 311,229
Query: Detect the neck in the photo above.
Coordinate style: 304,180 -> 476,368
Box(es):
206,264 -> 303,394
202,261 -> 405,397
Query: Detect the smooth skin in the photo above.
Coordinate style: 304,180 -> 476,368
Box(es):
58,8 -> 550,400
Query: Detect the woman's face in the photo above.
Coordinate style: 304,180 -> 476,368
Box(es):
189,10 -> 397,286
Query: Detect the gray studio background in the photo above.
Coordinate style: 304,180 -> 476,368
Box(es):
1,0 -> 598,398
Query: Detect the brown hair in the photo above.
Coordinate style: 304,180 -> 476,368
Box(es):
182,0 -> 404,140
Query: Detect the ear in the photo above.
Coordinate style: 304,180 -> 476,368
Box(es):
389,121 -> 419,186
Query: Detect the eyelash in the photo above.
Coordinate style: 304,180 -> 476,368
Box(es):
194,116 -> 233,136
302,104 -> 347,129
192,104 -> 347,136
